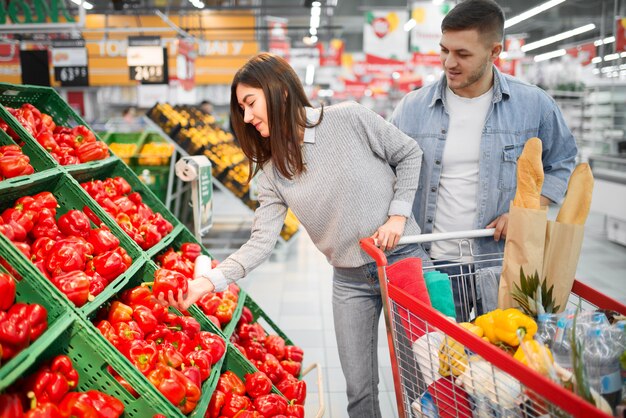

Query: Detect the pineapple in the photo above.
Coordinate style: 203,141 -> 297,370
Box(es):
511,268 -> 561,317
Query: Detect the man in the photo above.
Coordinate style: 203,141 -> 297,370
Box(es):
391,0 -> 577,320
199,100 -> 214,114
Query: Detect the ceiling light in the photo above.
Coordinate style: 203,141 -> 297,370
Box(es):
310,27 -> 317,35
533,48 -> 566,62
305,64 -> 315,85
504,0 -> 566,29
310,15 -> 320,28
311,6 -> 321,16
604,53 -> 620,61
592,57 -> 602,64
521,24 -> 595,52
594,36 -> 615,46
404,19 -> 416,32
83,1 -> 93,9
312,1 -> 321,6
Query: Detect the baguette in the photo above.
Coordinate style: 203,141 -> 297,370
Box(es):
513,137 -> 544,209
556,163 -> 594,225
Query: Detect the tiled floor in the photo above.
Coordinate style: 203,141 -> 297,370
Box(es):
207,190 -> 626,418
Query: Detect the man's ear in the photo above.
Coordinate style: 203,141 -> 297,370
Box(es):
491,42 -> 503,61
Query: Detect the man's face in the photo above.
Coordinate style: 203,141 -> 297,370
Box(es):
440,29 -> 501,97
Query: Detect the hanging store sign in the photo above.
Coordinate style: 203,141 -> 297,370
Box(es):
410,2 -> 451,54
0,0 -> 75,24
127,36 -> 167,84
52,39 -> 88,86
364,10 -> 409,60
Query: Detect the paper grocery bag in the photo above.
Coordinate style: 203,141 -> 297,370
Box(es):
542,221 -> 584,313
498,203 -> 548,309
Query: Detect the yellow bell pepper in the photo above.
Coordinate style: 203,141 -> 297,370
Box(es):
494,308 -> 538,346
475,309 -> 501,344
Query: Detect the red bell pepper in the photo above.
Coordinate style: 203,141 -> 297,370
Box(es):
243,340 -> 266,362
32,192 -> 58,212
31,237 -> 57,262
151,268 -> 188,300
49,271 -> 91,306
276,377 -> 307,405
280,359 -> 302,378
286,401 -> 305,418
88,273 -> 108,297
83,390 -> 124,418
96,320 -> 120,347
238,323 -> 267,344
180,242 -> 202,262
216,370 -> 246,396
215,299 -> 236,326
170,316 -> 201,339
24,402 -> 62,418
145,324 -> 172,346
264,335 -> 286,360
181,365 -> 202,388
194,331 -> 226,364
36,130 -> 60,154
45,241 -> 88,277
30,216 -> 61,241
108,301 -> 133,324
71,126 -> 96,148
86,227 -> 119,255
57,210 -> 92,238
50,354 -> 79,389
259,354 -> 287,385
165,329 -> 193,356
132,305 -> 158,334
157,342 -> 185,369
253,393 -> 288,417
128,339 -> 158,375
149,213 -> 173,236
156,248 -> 193,278
120,285 -> 152,307
89,250 -> 128,282
0,272 -> 16,311
10,303 -> 48,341
197,294 -> 221,317
0,310 -> 31,359
57,392 -> 98,418
40,113 -> 56,132
206,390 -> 226,418
184,350 -> 212,381
283,345 -> 304,363
26,369 -> 70,404
0,393 -> 24,418
113,321 -> 144,355
220,392 -> 252,417
75,140 -> 109,163
147,364 -> 201,414
244,372 -> 273,399
0,153 -> 33,179
109,177 -> 132,196
113,374 -> 138,398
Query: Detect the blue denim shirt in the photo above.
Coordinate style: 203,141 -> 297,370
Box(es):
390,67 -> 578,256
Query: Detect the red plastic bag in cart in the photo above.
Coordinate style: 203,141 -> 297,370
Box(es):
387,257 -> 430,342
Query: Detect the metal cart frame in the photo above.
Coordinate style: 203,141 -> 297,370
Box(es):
360,229 -> 626,418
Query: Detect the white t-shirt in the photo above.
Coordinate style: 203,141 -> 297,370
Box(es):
430,86 -> 494,260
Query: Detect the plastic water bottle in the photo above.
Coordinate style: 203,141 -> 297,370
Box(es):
584,325 -> 622,412
551,315 -> 573,371
536,313 -> 558,348
612,321 -> 626,404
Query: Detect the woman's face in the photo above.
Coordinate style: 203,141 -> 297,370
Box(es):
236,84 -> 269,138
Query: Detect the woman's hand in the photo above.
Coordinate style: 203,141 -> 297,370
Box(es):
157,277 -> 215,311
371,215 -> 407,251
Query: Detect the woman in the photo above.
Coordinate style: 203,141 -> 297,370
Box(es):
165,52 -> 427,418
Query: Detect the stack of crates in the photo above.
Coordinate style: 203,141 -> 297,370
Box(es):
0,82 -> 311,417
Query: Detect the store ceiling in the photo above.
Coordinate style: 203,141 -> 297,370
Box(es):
87,0 -> 623,55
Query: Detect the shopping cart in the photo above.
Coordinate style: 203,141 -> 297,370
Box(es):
360,229 -> 626,418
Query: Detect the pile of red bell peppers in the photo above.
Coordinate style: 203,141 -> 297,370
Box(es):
207,370 -> 304,418
0,145 -> 34,181
154,243 -> 238,330
0,191 -> 133,306
0,104 -> 110,165
0,272 -> 47,363
81,177 -> 174,250
0,354 -> 124,418
94,272 -> 226,414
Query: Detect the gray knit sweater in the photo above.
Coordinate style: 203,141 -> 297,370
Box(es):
216,101 -> 423,282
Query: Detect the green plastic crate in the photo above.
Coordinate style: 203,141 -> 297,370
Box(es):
0,254 -> 72,391
0,83 -> 112,170
105,132 -> 147,165
0,171 -> 145,318
244,294 -> 296,346
130,164 -> 170,203
131,132 -> 173,166
0,312 -> 178,417
67,157 -> 181,257
87,259 -> 227,418
149,226 -> 244,340
0,120 -> 58,176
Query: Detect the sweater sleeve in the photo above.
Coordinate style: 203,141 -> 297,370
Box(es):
215,169 -> 287,283
353,103 -> 423,218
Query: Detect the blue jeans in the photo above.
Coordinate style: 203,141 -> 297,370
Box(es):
332,243 -> 429,418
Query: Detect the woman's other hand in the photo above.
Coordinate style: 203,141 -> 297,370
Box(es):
371,215 -> 407,251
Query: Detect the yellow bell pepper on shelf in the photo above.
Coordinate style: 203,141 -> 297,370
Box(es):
475,308 -> 537,346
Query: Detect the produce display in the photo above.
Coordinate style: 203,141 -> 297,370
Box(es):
146,103 -> 300,242
0,354 -> 124,417
81,176 -> 174,250
0,84 -> 310,418
0,145 -> 34,181
0,103 -> 109,165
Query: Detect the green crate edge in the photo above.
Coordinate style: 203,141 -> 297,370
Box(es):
244,293 -> 295,346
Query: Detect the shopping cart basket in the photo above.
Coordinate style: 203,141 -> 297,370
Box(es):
360,229 -> 626,418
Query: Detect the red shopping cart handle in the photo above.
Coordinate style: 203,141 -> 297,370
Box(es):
359,237 -> 387,267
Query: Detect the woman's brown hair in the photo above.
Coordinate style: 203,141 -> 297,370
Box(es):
230,52 -> 323,181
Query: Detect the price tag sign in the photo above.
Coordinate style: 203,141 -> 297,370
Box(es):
52,39 -> 88,86
127,36 -> 168,84
175,156 -> 213,239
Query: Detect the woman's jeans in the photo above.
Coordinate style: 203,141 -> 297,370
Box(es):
332,243 -> 429,418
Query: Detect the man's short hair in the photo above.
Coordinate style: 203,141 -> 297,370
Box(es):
441,0 -> 505,44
